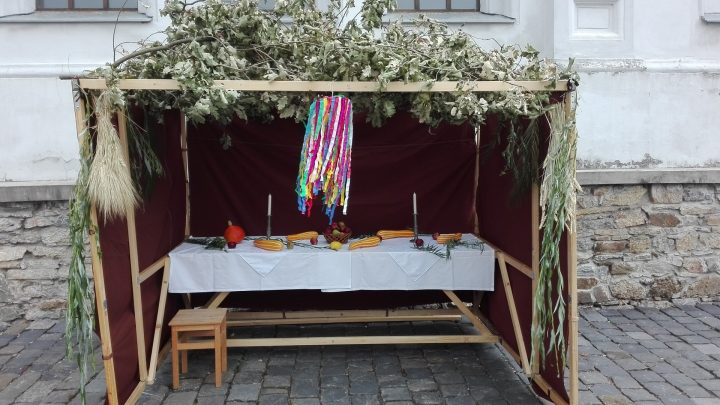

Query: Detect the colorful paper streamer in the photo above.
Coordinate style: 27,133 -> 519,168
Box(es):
295,96 -> 353,222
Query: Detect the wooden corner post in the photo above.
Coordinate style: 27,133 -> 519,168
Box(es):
180,113 -> 190,237
72,85 -> 120,405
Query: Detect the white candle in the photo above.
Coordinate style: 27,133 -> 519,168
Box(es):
413,192 -> 417,215
267,194 -> 272,216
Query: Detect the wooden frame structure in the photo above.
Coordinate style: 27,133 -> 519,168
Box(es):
72,78 -> 578,405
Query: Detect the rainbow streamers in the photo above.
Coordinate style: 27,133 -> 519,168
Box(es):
296,96 -> 353,223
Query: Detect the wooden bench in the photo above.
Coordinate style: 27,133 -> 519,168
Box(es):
169,308 -> 228,389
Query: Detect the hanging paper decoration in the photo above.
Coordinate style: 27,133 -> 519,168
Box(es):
296,95 -> 354,223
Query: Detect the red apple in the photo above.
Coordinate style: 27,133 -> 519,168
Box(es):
310,237 -> 318,245
415,239 -> 424,248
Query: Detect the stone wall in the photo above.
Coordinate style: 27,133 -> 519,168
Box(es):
577,184 -> 720,305
0,201 -> 72,323
1,186 -> 719,322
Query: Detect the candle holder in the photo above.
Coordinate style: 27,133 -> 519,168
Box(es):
413,213 -> 419,240
266,215 -> 272,239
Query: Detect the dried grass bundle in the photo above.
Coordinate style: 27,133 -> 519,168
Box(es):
87,93 -> 139,221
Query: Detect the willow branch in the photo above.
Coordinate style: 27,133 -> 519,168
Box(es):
112,37 -> 216,69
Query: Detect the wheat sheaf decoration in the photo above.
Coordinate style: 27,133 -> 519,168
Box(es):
86,94 -> 139,221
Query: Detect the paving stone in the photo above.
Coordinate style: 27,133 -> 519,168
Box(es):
380,387 -> 411,401
229,383 -> 262,401
259,393 -> 290,405
621,388 -> 657,402
15,378 -> 58,403
0,370 -> 41,403
411,390 -> 443,404
161,391 -> 197,405
349,394 -> 379,405
406,378 -> 437,392
265,375 -> 291,388
291,399 -> 320,405
321,387 -> 349,403
290,378 -> 319,398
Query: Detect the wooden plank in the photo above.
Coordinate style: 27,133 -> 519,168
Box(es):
227,314 -> 462,327
74,89 -> 119,405
117,109 -> 148,382
78,79 -> 569,93
227,334 -> 498,347
534,374 -> 570,405
180,113 -> 190,237
226,309 -> 460,320
146,259 -> 170,385
123,381 -> 146,405
531,183 -> 541,376
89,207 -> 119,404
476,237 -> 533,278
284,309 -> 387,319
497,252 -> 531,375
138,256 -> 167,283
500,342 -> 569,405
442,290 -> 494,337
202,292 -> 230,309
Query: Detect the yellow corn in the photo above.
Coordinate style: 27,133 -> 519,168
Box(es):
349,236 -> 382,250
436,233 -> 462,244
287,231 -> 319,241
253,239 -> 284,251
376,230 -> 415,240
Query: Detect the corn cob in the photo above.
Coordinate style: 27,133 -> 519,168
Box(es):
376,230 -> 415,240
253,239 -> 284,251
436,233 -> 462,244
349,236 -> 382,250
287,231 -> 319,241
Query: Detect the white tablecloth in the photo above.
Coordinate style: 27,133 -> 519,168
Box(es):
168,234 -> 495,293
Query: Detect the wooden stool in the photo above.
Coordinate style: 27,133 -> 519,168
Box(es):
169,308 -> 228,389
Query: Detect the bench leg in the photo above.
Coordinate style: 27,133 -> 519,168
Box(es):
171,329 -> 179,390
214,324 -> 222,387
181,350 -> 188,374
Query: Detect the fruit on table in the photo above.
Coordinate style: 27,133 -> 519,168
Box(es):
287,231 -> 319,241
310,237 -> 318,245
436,233 -> 462,244
349,236 -> 382,250
332,229 -> 342,236
329,241 -> 343,251
414,238 -> 424,248
253,239 -> 284,251
224,221 -> 246,249
376,230 -> 415,240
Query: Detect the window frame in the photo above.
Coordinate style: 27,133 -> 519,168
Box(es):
395,0 -> 482,13
36,0 -> 138,11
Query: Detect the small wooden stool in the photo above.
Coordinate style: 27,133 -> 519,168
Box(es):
169,308 -> 228,389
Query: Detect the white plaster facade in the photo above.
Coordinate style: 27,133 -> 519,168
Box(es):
1,0 -> 719,186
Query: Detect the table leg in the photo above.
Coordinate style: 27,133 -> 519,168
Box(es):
181,349 -> 188,374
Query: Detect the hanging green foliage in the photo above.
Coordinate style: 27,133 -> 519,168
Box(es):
66,91 -> 97,405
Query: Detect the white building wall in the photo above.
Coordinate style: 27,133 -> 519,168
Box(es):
0,0 -> 719,184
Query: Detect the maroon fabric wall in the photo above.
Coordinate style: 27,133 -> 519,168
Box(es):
477,116 -> 569,402
97,111 -> 186,404
95,110 -> 570,403
186,113 -> 478,310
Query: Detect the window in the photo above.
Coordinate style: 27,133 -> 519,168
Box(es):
395,0 -> 480,12
36,0 -> 139,10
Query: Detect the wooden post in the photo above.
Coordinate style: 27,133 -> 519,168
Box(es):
565,93 -> 579,405
73,88 -> 120,405
117,109 -> 148,381
180,113 -> 190,237
146,258 -> 170,384
531,184 -> 540,376
497,252 -> 531,375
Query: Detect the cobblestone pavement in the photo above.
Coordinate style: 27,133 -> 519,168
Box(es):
0,303 -> 719,404
579,303 -> 720,405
